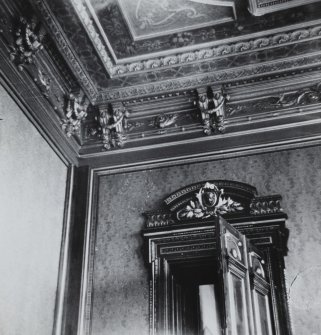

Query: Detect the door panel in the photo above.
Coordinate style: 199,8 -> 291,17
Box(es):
216,216 -> 254,335
248,246 -> 273,335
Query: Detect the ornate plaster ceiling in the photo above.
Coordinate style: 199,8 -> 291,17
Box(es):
33,0 -> 321,100
0,0 -> 321,168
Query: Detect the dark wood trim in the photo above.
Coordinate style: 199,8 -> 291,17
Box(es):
55,166 -> 92,335
85,139 -> 321,175
77,171 -> 100,335
52,164 -> 75,335
143,219 -> 292,335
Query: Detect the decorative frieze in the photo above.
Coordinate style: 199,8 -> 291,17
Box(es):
9,17 -> 45,71
195,87 -> 230,135
97,54 -> 321,101
96,103 -> 130,150
61,93 -> 88,137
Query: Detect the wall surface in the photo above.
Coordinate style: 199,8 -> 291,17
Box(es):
0,84 -> 67,335
93,145 -> 321,335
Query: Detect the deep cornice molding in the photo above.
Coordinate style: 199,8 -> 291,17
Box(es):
97,54 -> 321,101
33,0 -> 98,102
1,0 -> 321,169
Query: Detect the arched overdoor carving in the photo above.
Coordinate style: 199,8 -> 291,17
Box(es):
143,180 -> 291,335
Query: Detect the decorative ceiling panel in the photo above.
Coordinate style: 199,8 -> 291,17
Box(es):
94,0 -> 235,41
35,0 -> 321,97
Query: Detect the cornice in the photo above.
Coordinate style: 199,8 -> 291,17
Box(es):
33,0 -> 98,102
79,116 -> 321,169
96,53 -> 321,101
0,5 -> 81,165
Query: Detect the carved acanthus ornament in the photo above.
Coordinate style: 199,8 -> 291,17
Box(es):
196,87 -> 230,135
62,93 -> 88,137
96,103 -> 130,150
177,182 -> 243,220
9,17 -> 45,71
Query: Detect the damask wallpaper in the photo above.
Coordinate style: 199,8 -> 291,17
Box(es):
93,145 -> 321,335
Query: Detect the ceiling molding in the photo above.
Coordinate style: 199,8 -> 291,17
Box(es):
33,0 -> 98,102
1,0 -> 321,169
34,0 -> 321,86
80,128 -> 321,170
96,53 -> 321,101
53,0 -> 321,77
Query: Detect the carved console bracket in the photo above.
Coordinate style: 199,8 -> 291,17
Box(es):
195,86 -> 230,135
96,102 -> 130,150
62,92 -> 89,137
9,17 -> 45,71
144,181 -> 286,228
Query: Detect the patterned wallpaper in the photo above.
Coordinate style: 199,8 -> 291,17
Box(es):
92,145 -> 321,335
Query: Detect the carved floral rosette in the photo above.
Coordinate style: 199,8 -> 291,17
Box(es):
176,182 -> 243,220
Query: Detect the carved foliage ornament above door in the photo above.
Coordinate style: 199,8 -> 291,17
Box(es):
176,182 -> 243,220
144,180 -> 284,228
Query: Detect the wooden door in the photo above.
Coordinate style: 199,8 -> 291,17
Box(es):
216,216 -> 274,335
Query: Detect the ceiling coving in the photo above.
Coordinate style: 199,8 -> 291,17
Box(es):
0,0 -> 321,167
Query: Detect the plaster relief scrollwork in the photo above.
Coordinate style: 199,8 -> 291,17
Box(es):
61,93 -> 88,137
9,17 -> 45,71
98,54 -> 321,101
96,103 -> 130,150
34,69 -> 51,98
195,87 -> 230,135
274,82 -> 321,107
177,182 -> 243,220
152,113 -> 178,129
